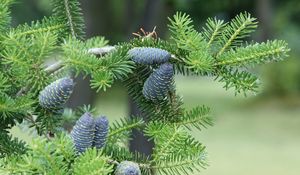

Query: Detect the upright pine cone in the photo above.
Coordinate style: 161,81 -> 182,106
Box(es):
38,77 -> 74,110
142,63 -> 174,101
93,116 -> 109,149
70,112 -> 95,153
114,161 -> 141,175
128,47 -> 171,65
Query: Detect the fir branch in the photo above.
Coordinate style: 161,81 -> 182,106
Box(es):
144,123 -> 208,174
62,38 -> 134,91
51,0 -> 85,39
184,50 -> 215,74
0,132 -> 27,158
0,72 -> 10,94
216,68 -> 259,96
2,31 -> 58,93
216,40 -> 290,66
90,71 -> 113,92
10,17 -> 66,38
202,17 -> 226,48
108,117 -> 144,141
0,94 -> 34,119
61,37 -> 110,76
217,12 -> 258,57
16,44 -> 115,96
0,0 -> 14,35
175,106 -> 213,131
103,143 -> 150,167
85,36 -> 109,49
149,152 -> 207,175
73,149 -> 113,175
168,12 -> 208,51
0,135 -> 72,174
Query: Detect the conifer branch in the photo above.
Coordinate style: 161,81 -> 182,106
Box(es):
0,4 -> 291,175
215,40 -> 289,66
51,0 -> 85,39
16,45 -> 116,96
10,17 -> 65,38
175,106 -> 213,130
202,18 -> 226,48
63,0 -> 75,37
0,0 -> 14,34
108,118 -> 144,139
216,12 -> 258,57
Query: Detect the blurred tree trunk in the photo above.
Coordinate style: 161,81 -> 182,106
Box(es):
255,0 -> 283,96
255,0 -> 274,41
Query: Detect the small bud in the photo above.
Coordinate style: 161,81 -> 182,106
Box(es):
71,112 -> 95,153
93,116 -> 109,149
38,77 -> 74,111
143,63 -> 174,101
128,47 -> 171,65
115,161 -> 141,175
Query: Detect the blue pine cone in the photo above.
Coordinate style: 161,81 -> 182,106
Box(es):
128,47 -> 171,65
70,112 -> 95,153
115,161 -> 141,175
142,63 -> 174,101
38,77 -> 74,110
93,116 -> 109,149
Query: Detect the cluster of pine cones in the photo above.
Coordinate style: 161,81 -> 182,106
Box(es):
37,47 -> 174,174
128,47 -> 174,102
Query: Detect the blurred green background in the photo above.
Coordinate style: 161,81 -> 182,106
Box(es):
10,0 -> 300,174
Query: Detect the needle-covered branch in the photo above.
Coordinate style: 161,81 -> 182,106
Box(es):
0,1 -> 290,174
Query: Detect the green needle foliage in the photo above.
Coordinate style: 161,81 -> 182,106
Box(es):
0,1 -> 290,175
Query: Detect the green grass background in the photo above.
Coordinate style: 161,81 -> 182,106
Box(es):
12,76 -> 300,175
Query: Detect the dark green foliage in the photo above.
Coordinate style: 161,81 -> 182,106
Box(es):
144,123 -> 207,174
128,47 -> 171,65
216,68 -> 259,95
2,31 -> 59,94
168,12 -> 289,95
216,12 -> 258,56
0,1 -> 290,174
51,0 -> 85,39
0,132 -> 27,158
61,37 -> 134,92
93,116 -> 109,149
0,0 -> 13,35
176,105 -> 213,131
70,112 -> 95,153
216,40 -> 290,66
73,148 -> 113,175
9,16 -> 66,38
108,117 -> 144,143
142,63 -> 174,101
0,95 -> 34,129
0,134 -> 76,174
39,77 -> 74,111
0,72 -> 10,95
115,161 -> 141,175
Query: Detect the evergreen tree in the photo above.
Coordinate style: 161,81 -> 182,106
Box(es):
0,0 -> 289,174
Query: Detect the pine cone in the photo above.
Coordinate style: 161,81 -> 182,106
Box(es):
115,161 -> 141,175
93,116 -> 109,149
128,47 -> 171,65
70,112 -> 95,153
38,77 -> 74,110
143,63 -> 174,101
